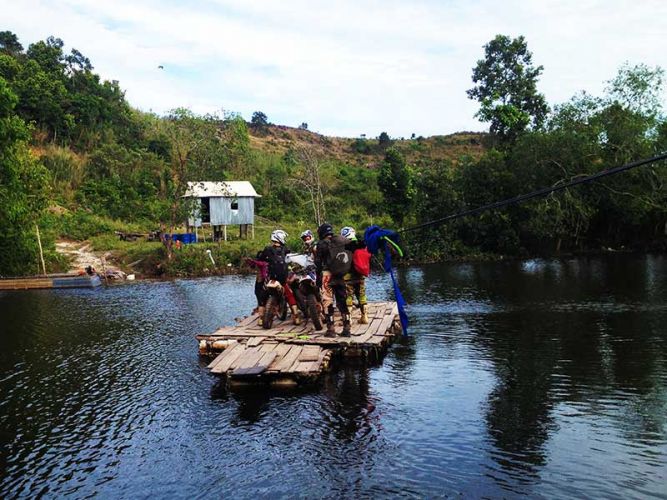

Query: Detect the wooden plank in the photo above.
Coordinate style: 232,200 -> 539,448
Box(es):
379,313 -> 397,333
233,351 -> 277,376
291,361 -> 315,374
211,330 -> 276,338
299,345 -> 321,362
355,317 -> 383,344
207,340 -> 238,369
210,343 -> 247,374
231,349 -> 264,373
208,342 -> 242,369
247,336 -> 266,347
309,348 -> 329,374
273,345 -> 302,372
237,314 -> 257,326
259,342 -> 278,353
266,344 -> 293,371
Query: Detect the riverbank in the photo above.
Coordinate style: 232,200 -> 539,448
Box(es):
55,231 -> 661,280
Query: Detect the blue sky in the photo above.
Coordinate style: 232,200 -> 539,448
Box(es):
2,0 -> 666,138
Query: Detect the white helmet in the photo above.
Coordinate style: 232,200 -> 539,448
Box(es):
340,226 -> 356,240
270,229 -> 287,245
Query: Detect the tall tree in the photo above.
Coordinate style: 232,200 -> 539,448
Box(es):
467,35 -> 548,144
250,111 -> 268,130
378,148 -> 415,226
292,146 -> 327,226
0,78 -> 51,275
220,113 -> 250,178
157,108 -> 220,259
0,31 -> 23,56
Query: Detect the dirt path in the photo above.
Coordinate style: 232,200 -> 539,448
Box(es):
55,240 -> 111,273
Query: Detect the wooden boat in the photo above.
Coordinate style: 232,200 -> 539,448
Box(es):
0,273 -> 102,290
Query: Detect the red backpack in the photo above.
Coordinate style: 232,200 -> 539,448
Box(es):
352,247 -> 371,277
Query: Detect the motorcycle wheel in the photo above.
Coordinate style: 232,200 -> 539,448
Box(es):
279,297 -> 288,321
307,293 -> 323,331
263,296 -> 276,329
295,289 -> 307,314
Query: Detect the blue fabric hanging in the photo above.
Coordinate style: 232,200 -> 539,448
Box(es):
364,225 -> 409,335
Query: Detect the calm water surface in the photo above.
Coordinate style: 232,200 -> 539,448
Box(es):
1,255 -> 666,498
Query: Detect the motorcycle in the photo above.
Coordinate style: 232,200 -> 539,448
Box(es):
262,279 -> 288,329
287,253 -> 323,331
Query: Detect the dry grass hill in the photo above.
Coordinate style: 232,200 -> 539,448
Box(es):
248,124 -> 488,167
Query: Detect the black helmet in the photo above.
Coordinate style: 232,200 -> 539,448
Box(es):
317,223 -> 334,239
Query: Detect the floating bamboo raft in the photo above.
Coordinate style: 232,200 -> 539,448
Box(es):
0,273 -> 102,290
196,301 -> 401,388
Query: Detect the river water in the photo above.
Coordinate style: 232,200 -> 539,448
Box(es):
1,255 -> 666,498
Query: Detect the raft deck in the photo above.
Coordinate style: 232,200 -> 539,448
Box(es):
196,301 -> 401,388
0,273 -> 102,290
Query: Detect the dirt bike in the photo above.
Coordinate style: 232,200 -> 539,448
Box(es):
287,253 -> 323,331
262,279 -> 288,329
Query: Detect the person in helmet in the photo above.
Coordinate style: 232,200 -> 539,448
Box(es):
256,229 -> 301,325
300,229 -> 315,256
315,223 -> 352,337
340,226 -> 369,324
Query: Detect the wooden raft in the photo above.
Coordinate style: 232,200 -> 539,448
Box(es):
196,301 -> 402,388
0,274 -> 102,290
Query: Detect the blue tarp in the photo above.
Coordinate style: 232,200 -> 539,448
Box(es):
364,225 -> 409,335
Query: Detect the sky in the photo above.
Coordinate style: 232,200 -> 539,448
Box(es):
2,0 -> 666,138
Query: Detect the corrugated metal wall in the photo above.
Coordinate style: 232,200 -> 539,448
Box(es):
188,197 -> 255,227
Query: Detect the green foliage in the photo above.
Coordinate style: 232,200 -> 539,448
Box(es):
1,30 -> 665,275
251,111 -> 268,131
378,148 -> 415,226
351,137 -> 371,154
0,31 -> 23,56
378,131 -> 392,147
40,145 -> 86,203
221,113 -> 250,177
468,35 -> 548,144
0,77 -> 51,275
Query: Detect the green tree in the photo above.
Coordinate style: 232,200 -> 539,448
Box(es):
410,160 -> 461,258
0,78 -> 51,275
221,113 -> 250,177
378,148 -> 415,226
378,131 -> 391,147
0,31 -> 23,56
157,108 -> 220,258
467,35 -> 548,144
251,111 -> 268,129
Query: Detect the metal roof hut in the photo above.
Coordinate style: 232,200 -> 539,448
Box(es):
184,181 -> 261,240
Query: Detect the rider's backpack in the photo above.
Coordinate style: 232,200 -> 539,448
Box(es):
352,247 -> 371,277
326,236 -> 353,277
266,246 -> 288,282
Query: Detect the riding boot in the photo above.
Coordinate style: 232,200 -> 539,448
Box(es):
257,306 -> 265,327
359,304 -> 369,324
341,314 -> 352,337
324,314 -> 336,337
290,304 -> 302,325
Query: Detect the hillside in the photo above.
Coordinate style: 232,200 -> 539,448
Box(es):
247,125 -> 487,167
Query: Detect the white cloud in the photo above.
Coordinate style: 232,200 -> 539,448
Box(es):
2,0 -> 666,137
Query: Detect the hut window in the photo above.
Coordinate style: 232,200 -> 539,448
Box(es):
231,200 -> 239,211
